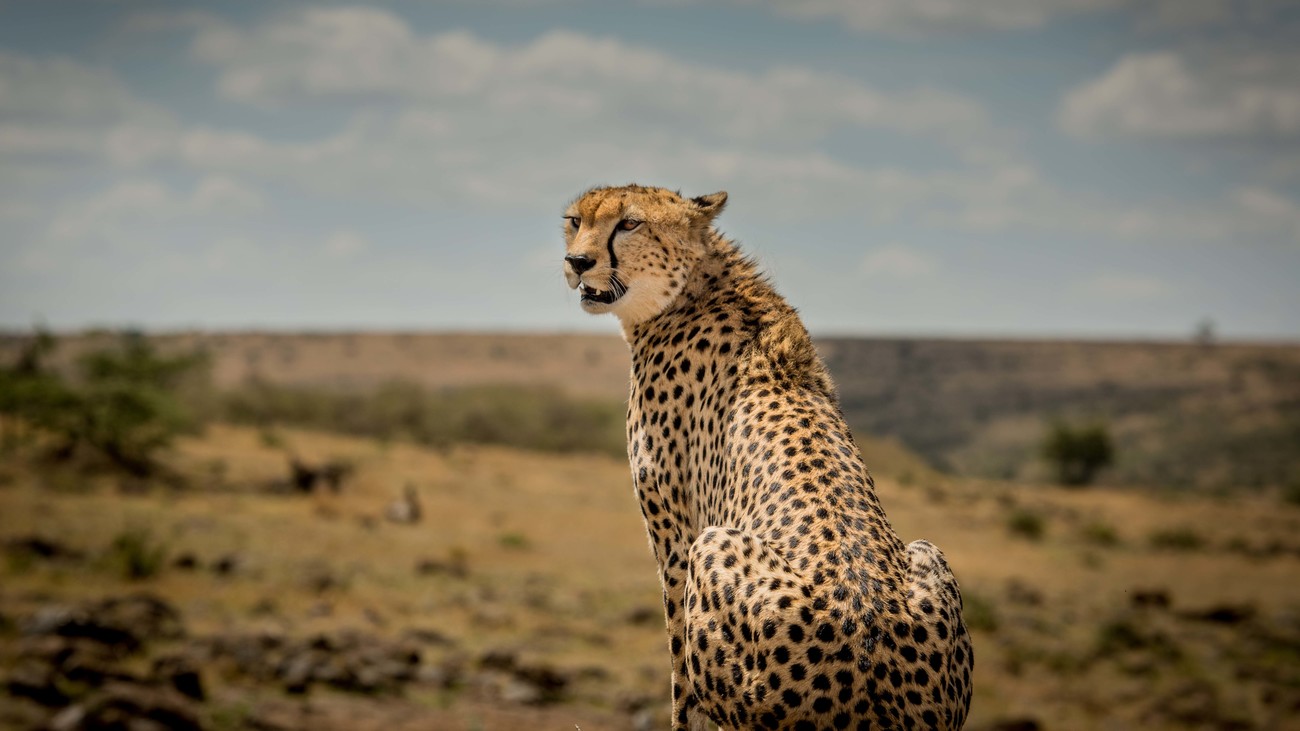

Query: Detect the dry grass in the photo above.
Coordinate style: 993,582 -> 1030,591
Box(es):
7,330 -> 1295,490
3,423 -> 1300,729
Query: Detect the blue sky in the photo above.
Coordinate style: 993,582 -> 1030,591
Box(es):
1,0 -> 1297,339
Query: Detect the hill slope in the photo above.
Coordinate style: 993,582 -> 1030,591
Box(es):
4,331 -> 1297,489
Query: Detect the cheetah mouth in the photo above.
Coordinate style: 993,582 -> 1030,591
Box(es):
579,279 -> 625,306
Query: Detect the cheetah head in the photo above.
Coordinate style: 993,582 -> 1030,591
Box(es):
562,184 -> 727,326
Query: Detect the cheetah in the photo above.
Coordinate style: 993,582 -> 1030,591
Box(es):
562,184 -> 973,730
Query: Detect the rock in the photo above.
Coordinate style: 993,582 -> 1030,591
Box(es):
384,484 -> 422,524
1005,579 -> 1043,606
982,720 -> 1042,731
72,683 -> 202,731
4,661 -> 70,707
278,650 -> 321,694
363,608 -> 387,627
302,566 -> 341,594
93,594 -> 185,642
415,657 -> 463,689
414,553 -> 469,579
171,553 -> 201,571
47,704 -> 87,731
631,707 -> 658,731
6,536 -> 81,561
320,460 -> 354,493
479,648 -> 518,672
289,458 -> 320,493
513,662 -> 568,700
624,605 -> 658,625
1131,588 -> 1171,610
21,594 -> 182,653
212,554 -> 240,576
400,627 -> 454,647
499,676 -> 543,705
152,655 -> 205,701
1180,604 -> 1256,624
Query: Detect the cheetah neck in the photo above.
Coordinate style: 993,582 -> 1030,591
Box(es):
625,233 -> 835,400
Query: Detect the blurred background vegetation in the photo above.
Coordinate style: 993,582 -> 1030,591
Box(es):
4,329 -> 1298,492
2,329 -> 1299,731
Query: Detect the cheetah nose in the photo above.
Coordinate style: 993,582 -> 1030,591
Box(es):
565,254 -> 595,274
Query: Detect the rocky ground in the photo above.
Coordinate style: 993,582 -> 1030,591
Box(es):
0,590 -> 649,730
2,424 -> 1300,730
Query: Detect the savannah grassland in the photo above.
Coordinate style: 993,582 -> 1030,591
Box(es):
2,332 -> 1299,731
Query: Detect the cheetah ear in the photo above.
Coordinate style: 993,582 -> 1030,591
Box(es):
690,191 -> 728,222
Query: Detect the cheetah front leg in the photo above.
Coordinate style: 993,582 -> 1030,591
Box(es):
682,526 -> 814,730
661,578 -> 711,731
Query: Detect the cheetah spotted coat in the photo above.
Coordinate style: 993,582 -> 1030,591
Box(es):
563,185 -> 973,731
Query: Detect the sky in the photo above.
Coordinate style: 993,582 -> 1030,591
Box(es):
1,0 -> 1298,340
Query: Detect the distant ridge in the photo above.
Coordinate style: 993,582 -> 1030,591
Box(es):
4,331 -> 1297,491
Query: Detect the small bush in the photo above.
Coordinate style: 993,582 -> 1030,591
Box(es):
963,591 -> 999,633
108,528 -> 168,580
1007,509 -> 1046,541
1081,520 -> 1120,547
1148,527 -> 1204,552
0,329 -> 207,475
498,532 -> 531,550
1094,617 -> 1182,664
1042,421 -> 1114,487
1282,479 -> 1300,508
223,380 -> 626,457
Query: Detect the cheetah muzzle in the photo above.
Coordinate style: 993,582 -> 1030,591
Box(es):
562,184 -> 973,731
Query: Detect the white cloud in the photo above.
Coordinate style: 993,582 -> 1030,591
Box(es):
187,9 -> 988,145
1074,273 -> 1174,301
1060,51 -> 1300,140
192,176 -> 265,213
701,0 -> 1127,33
859,245 -> 937,278
137,9 -> 1012,218
45,176 -> 263,246
0,52 -> 177,164
1232,186 -> 1300,239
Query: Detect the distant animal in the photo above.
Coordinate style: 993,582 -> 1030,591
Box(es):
562,184 -> 972,730
384,483 -> 422,524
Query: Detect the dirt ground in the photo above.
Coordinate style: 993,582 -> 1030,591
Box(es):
3,423 -> 1299,730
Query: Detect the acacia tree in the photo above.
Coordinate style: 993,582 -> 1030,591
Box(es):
0,330 -> 206,475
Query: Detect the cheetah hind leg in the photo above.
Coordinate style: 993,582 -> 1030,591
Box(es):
905,539 -> 974,730
684,526 -> 812,730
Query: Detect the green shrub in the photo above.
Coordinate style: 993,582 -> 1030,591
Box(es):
108,528 -> 168,580
963,591 -> 999,633
223,380 -> 626,457
1042,421 -> 1114,486
1007,509 -> 1046,541
1081,520 -> 1120,547
1148,527 -> 1204,551
497,532 -> 531,550
1283,478 -> 1300,508
0,330 -> 207,475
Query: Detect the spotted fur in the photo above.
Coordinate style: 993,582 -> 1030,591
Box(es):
563,184 -> 973,731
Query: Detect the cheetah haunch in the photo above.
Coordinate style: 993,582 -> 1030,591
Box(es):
563,185 -> 972,731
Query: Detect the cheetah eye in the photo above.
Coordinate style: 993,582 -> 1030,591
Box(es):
618,219 -> 642,232
564,216 -> 580,230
